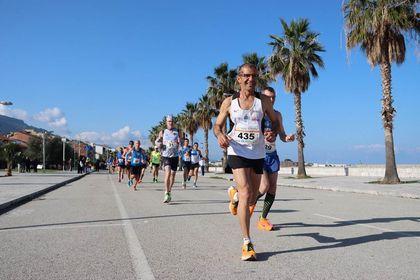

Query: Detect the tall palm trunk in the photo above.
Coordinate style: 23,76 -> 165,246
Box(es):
380,57 -> 400,184
203,128 -> 210,172
6,160 -> 13,176
294,92 -> 307,178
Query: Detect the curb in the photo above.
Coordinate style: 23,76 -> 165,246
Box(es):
0,173 -> 89,215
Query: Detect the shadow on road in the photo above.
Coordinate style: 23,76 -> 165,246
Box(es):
258,230 -> 420,261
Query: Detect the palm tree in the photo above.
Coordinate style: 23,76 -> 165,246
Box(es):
268,18 -> 325,178
207,63 -> 237,170
343,0 -> 419,184
196,94 -> 217,171
1,142 -> 23,176
207,63 -> 238,111
242,52 -> 274,91
181,102 -> 199,143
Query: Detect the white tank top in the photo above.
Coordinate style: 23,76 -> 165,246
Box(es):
227,93 -> 265,159
162,128 -> 179,158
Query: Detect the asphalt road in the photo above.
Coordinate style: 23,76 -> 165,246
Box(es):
1,171 -> 419,280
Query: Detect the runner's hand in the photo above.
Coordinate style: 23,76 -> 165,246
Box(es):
285,134 -> 295,142
217,134 -> 230,149
264,131 -> 276,142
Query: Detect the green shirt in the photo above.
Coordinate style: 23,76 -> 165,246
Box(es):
151,151 -> 161,164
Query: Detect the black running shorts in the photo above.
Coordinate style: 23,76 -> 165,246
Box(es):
162,156 -> 179,172
227,155 -> 264,174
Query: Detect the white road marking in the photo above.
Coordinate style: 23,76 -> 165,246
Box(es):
109,175 -> 155,280
314,213 -> 420,240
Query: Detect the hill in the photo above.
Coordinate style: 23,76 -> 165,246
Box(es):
0,114 -> 48,135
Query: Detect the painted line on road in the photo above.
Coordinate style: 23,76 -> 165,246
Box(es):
314,213 -> 420,240
109,175 -> 155,280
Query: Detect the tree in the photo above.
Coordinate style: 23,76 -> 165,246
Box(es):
196,94 -> 217,171
45,136 -> 73,169
0,142 -> 23,176
269,18 -> 325,178
242,52 -> 274,91
25,137 -> 42,161
343,0 -> 419,184
180,102 -> 199,143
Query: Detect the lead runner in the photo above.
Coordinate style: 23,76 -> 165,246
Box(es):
213,63 -> 282,261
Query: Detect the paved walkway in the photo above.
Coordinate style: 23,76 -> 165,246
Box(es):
0,171 -> 419,214
211,173 -> 420,199
0,171 -> 88,212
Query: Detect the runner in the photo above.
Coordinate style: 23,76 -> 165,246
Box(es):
190,142 -> 203,188
150,146 -> 161,182
124,140 -> 134,180
116,147 -> 125,182
156,115 -> 183,203
126,140 -> 147,191
258,87 -> 295,230
180,138 -> 192,189
213,63 -> 280,261
140,148 -> 149,181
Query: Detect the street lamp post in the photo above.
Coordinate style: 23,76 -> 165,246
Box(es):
62,137 -> 66,171
42,133 -> 46,173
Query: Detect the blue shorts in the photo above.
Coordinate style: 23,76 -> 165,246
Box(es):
263,153 -> 280,173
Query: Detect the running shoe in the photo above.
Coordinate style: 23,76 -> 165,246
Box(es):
182,181 -> 186,189
192,183 -> 197,188
228,186 -> 238,216
163,193 -> 171,203
257,217 -> 273,231
241,242 -> 257,261
127,179 -> 133,188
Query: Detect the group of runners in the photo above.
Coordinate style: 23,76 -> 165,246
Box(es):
113,123 -> 205,198
112,63 -> 294,261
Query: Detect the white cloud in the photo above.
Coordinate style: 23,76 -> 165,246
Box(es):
75,126 -> 147,148
353,144 -> 385,152
0,106 -> 28,120
34,107 -> 68,132
111,126 -> 130,141
131,130 -> 142,138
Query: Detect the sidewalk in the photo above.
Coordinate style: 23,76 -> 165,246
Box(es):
0,171 -> 88,213
208,173 -> 420,199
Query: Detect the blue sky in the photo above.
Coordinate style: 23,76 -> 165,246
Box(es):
0,0 -> 419,164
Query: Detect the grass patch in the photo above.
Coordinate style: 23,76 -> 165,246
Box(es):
367,180 -> 420,184
285,176 -> 313,179
208,176 -> 228,180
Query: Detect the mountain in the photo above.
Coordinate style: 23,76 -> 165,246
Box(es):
0,114 -> 48,135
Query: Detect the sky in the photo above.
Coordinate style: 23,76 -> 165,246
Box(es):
0,0 -> 419,164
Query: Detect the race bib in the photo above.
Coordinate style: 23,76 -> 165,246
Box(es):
265,142 -> 277,153
164,140 -> 177,149
133,158 -> 140,164
118,158 -> 124,163
232,126 -> 260,144
184,155 -> 191,161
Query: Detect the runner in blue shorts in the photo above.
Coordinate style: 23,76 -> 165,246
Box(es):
257,87 -> 294,231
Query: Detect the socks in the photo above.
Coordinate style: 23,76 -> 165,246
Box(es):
255,192 -> 264,204
261,193 -> 275,219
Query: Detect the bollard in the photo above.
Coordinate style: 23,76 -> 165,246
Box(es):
344,166 -> 349,176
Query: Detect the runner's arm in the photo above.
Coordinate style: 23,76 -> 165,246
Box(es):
213,97 -> 231,149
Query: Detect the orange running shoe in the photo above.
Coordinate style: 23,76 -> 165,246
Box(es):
241,242 -> 257,261
248,204 -> 256,216
257,217 -> 273,231
228,186 -> 238,216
